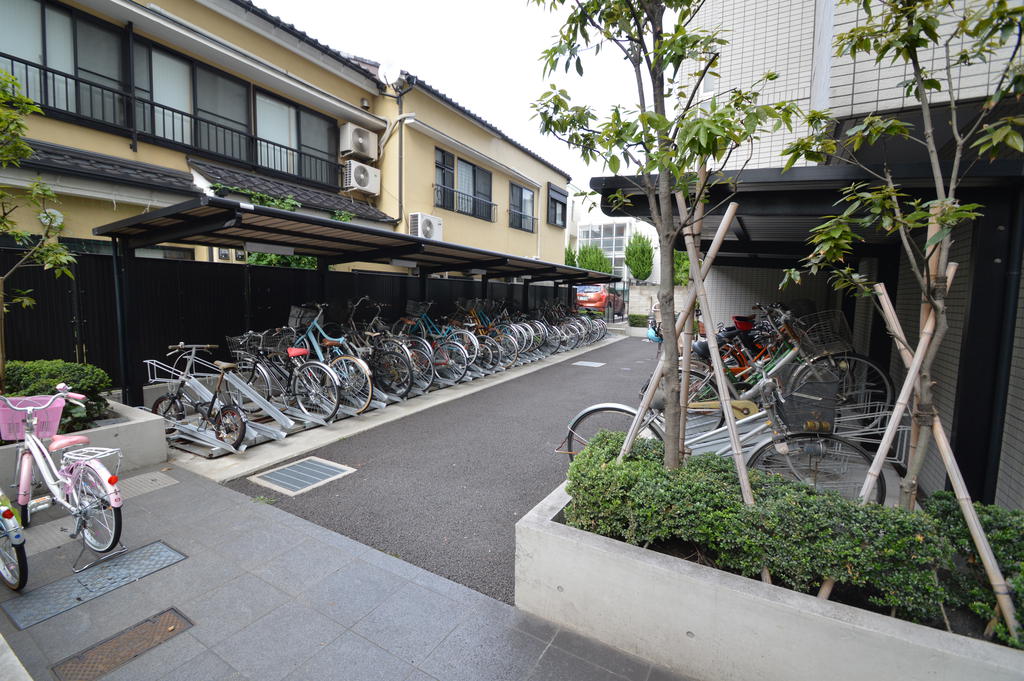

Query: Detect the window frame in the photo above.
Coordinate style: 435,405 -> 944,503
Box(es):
0,1 -> 343,189
509,182 -> 536,233
432,148 -> 496,222
254,88 -> 338,185
547,183 -> 568,228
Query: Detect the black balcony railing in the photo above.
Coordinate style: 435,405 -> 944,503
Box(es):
509,209 -> 536,232
1,54 -> 127,128
433,185 -> 496,222
1,52 -> 339,188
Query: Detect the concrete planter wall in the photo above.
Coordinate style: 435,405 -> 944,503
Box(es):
0,400 -> 167,483
515,483 -> 1024,681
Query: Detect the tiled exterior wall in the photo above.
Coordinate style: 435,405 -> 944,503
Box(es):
690,0 -> 817,170
829,1 -> 1015,117
703,266 -> 834,330
997,272 -> 1024,509
888,228 -> 973,495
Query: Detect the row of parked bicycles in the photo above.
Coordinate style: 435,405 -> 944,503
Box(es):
566,302 -> 903,503
147,297 -> 608,454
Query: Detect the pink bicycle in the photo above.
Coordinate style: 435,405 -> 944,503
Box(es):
1,385 -> 123,572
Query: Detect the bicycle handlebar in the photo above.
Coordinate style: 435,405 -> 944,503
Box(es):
167,343 -> 218,351
0,384 -> 85,412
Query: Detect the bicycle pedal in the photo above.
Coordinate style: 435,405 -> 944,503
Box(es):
28,495 -> 52,514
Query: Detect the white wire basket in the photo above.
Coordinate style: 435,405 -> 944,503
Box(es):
144,359 -> 183,384
794,310 -> 855,356
834,401 -> 910,468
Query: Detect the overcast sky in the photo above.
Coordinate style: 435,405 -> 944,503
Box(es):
253,0 -> 632,217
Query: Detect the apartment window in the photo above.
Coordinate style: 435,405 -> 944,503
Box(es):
134,45 -> 193,145
434,149 -> 455,210
256,93 -> 336,184
547,184 -> 567,227
433,148 -> 494,221
509,183 -> 536,232
197,67 -> 250,161
1,0 -> 126,126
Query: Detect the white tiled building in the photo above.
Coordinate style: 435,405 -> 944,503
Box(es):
665,0 -> 1024,507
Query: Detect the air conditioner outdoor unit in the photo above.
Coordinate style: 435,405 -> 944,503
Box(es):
341,160 -> 381,195
339,123 -> 379,161
409,212 -> 443,241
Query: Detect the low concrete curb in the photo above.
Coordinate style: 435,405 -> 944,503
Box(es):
516,483 -> 1024,681
172,336 -> 626,483
0,401 -> 167,484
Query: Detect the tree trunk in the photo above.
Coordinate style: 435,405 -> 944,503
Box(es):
659,231 -> 681,469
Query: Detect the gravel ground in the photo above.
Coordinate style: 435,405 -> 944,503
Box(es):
227,337 -> 658,604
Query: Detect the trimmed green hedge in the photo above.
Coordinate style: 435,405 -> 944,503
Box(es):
6,360 -> 111,433
628,314 -> 648,328
566,431 -> 1024,643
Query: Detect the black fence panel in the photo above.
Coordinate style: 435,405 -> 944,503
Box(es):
74,254 -> 119,382
248,264 -> 322,332
125,258 -> 247,366
2,249 -> 77,365
4,252 -> 596,391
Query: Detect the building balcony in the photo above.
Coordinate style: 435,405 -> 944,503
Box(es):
433,184 -> 496,222
2,52 -> 339,190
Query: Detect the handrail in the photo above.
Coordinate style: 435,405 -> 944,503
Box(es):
509,209 -> 536,232
433,184 -> 496,222
0,51 -> 339,188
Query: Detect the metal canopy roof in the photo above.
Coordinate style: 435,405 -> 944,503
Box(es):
590,161 -> 1024,257
93,196 -> 619,284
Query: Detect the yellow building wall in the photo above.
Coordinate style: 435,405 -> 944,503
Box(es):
379,89 -> 571,267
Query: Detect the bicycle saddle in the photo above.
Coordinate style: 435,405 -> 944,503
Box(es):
365,331 -> 382,337
287,347 -> 309,358
320,339 -> 342,347
48,434 -> 90,452
214,361 -> 237,371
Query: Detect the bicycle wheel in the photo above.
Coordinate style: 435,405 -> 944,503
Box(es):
326,356 -> 371,414
214,405 -> 247,449
448,329 -> 479,365
151,395 -> 185,434
434,341 -> 469,383
565,404 -> 663,458
295,361 -> 344,420
0,532 -> 26,591
72,465 -> 122,553
747,434 -> 884,504
495,333 -> 518,367
373,350 -> 414,399
407,345 -> 435,389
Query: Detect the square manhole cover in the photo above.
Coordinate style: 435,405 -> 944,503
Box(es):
249,456 -> 355,496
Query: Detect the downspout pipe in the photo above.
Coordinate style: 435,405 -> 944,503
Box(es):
983,188 -> 1024,503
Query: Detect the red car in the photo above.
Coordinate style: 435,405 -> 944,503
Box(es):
576,284 -> 624,314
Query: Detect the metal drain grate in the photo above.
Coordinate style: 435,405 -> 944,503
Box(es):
249,456 -> 355,496
51,608 -> 192,681
1,542 -> 186,630
572,361 -> 606,368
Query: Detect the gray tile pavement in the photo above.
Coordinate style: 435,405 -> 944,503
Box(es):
1,463 -> 695,681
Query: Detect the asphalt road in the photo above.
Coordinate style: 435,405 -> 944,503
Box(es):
227,337 -> 658,603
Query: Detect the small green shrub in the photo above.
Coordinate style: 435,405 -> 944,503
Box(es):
566,432 -> 958,624
923,491 -> 1024,647
5,360 -> 111,433
628,314 -> 648,328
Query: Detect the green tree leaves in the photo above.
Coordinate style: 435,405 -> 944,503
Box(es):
576,243 -> 614,274
624,231 -> 654,281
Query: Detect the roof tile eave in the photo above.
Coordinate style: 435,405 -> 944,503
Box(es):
407,75 -> 572,183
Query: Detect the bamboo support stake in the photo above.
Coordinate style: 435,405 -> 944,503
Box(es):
873,270 -> 1018,641
931,417 -> 1020,640
617,203 -> 739,461
818,266 -> 957,601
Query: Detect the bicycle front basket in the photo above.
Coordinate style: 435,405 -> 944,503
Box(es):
288,305 -> 318,331
0,397 -> 64,440
793,310 -> 854,356
405,300 -> 431,316
774,367 -> 840,434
